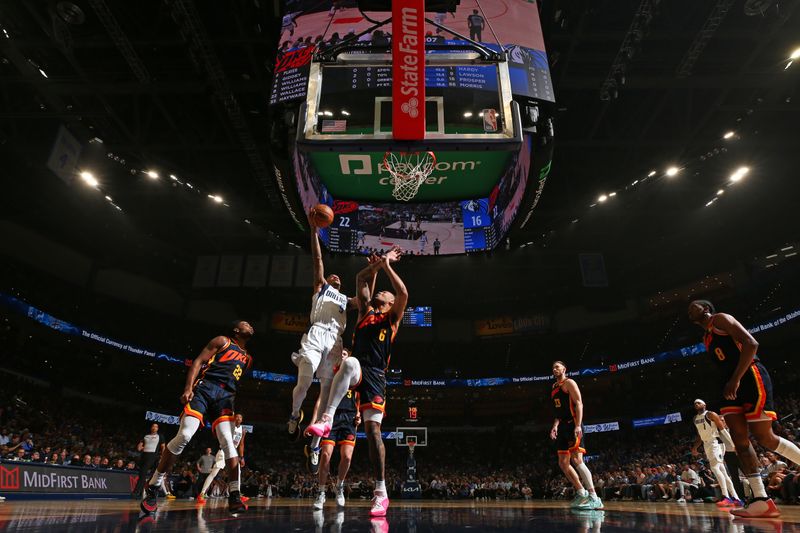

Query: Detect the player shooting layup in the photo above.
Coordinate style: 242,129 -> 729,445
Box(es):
287,212 -> 358,442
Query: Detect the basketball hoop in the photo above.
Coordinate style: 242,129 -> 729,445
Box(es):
407,440 -> 417,456
383,151 -> 436,202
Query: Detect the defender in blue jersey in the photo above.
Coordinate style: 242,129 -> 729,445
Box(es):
689,300 -> 800,518
140,320 -> 253,517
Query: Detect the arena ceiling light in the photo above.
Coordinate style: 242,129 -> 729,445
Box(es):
463,112 -> 473,118
80,171 -> 98,188
723,131 -> 735,139
716,189 -> 724,196
609,192 -> 617,197
105,195 -> 113,201
647,170 -> 656,177
705,199 -> 715,207
598,194 -> 608,203
145,170 -> 159,179
208,194 -> 223,203
729,166 -> 749,182
665,166 -> 680,177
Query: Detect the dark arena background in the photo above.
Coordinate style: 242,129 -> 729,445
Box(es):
1,0 -> 800,531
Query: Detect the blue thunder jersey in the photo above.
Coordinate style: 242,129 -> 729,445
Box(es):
703,315 -> 759,375
551,381 -> 575,422
352,309 -> 396,370
336,388 -> 359,417
198,337 -> 252,392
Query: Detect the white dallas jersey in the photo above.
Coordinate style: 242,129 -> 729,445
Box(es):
310,283 -> 348,333
694,411 -> 720,443
232,424 -> 244,448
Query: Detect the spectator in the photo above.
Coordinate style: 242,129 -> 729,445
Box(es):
82,454 -> 92,467
11,447 -> 27,461
676,464 -> 701,503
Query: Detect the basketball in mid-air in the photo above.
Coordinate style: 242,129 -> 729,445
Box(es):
310,204 -> 334,228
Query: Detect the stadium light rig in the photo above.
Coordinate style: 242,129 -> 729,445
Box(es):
80,171 -> 98,188
723,131 -> 735,139
665,166 -> 680,177
729,166 -> 749,182
145,170 -> 159,179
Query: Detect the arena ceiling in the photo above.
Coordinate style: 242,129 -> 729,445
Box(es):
1,0 -> 798,299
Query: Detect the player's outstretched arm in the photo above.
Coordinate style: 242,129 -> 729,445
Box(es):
308,211 -> 326,294
713,313 -> 758,399
354,254 -> 383,315
381,249 -> 408,325
182,336 -> 228,404
348,254 -> 380,311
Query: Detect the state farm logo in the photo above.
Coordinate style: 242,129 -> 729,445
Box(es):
0,465 -> 20,490
397,6 -> 422,99
401,97 -> 419,118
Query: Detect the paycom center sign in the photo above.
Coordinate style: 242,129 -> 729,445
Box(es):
309,152 -> 511,201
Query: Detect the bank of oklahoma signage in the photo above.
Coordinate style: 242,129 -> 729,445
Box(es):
0,461 -> 136,497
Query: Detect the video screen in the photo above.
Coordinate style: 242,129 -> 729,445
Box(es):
292,135 -> 532,256
402,306 -> 433,328
271,0 -> 553,105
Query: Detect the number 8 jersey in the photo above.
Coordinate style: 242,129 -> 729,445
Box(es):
199,337 -> 252,392
703,316 -> 760,373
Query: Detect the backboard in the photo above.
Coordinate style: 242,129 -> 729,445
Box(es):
300,52 -> 520,146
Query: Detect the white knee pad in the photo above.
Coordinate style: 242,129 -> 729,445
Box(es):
167,415 -> 201,455
363,407 -> 383,424
214,420 -> 238,461
340,356 -> 362,387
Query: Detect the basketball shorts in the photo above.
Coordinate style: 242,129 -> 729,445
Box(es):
355,365 -> 387,416
183,380 -> 235,430
321,410 -> 357,448
291,324 -> 342,379
719,362 -> 777,423
555,420 -> 586,455
703,440 -> 724,467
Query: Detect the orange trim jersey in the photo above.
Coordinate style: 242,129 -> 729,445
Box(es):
197,337 -> 252,392
703,315 -> 759,374
551,381 -> 574,423
352,309 -> 396,370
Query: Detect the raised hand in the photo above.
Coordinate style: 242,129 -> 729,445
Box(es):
383,247 -> 403,264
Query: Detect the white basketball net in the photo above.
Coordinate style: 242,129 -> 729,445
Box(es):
383,151 -> 436,202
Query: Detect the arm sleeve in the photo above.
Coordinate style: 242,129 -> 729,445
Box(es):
719,428 -> 735,450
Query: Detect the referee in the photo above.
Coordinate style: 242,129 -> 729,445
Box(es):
133,423 -> 165,498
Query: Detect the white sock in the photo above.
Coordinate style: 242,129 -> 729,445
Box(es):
747,474 -> 767,498
774,437 -> 800,466
374,480 -> 386,495
578,488 -> 588,497
337,481 -> 344,489
229,480 -> 240,494
149,470 -> 166,487
575,463 -> 596,494
291,360 -> 314,417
